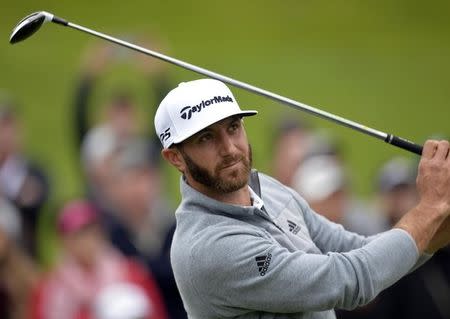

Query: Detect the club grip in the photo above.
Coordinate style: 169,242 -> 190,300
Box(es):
385,134 -> 423,155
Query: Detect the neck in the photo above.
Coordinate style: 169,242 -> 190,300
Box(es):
187,178 -> 252,206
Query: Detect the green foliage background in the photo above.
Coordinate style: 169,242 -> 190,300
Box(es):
2,0 -> 450,208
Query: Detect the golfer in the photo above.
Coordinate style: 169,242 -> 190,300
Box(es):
155,78 -> 450,319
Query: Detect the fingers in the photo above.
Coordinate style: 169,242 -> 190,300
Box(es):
422,140 -> 438,160
416,139 -> 450,220
434,140 -> 450,161
421,139 -> 450,161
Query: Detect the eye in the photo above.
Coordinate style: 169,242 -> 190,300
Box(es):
197,132 -> 213,143
229,120 -> 241,133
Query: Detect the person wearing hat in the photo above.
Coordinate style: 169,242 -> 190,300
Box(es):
271,118 -> 312,187
30,199 -> 168,319
104,140 -> 185,319
292,154 -> 385,237
375,157 -> 419,228
0,196 -> 39,319
0,102 -> 50,258
155,78 -> 450,319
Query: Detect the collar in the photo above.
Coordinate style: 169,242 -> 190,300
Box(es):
180,176 -> 261,216
248,186 -> 264,210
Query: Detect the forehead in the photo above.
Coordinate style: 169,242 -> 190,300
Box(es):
181,115 -> 243,144
197,115 -> 242,134
204,115 -> 241,130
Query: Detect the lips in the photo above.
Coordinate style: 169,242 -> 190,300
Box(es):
222,161 -> 240,169
218,157 -> 243,170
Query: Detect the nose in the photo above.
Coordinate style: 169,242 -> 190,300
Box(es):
217,132 -> 236,156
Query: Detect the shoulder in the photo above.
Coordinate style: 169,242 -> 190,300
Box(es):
257,171 -> 311,212
173,217 -> 267,262
257,171 -> 285,189
170,218 -> 272,303
171,211 -> 271,273
257,171 -> 299,199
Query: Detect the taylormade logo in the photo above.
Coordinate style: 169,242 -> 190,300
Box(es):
179,95 -> 233,120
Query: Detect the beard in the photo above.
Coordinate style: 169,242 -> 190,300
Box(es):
180,144 -> 253,194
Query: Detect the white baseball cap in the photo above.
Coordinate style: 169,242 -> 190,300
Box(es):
154,78 -> 257,148
292,155 -> 346,201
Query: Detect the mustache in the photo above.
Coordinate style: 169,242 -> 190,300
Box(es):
216,154 -> 246,170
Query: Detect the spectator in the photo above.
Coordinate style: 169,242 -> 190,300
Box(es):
73,41 -> 172,246
74,40 -> 172,159
271,118 -> 311,186
105,140 -> 186,319
72,42 -> 183,318
376,157 -> 419,227
81,118 -> 121,216
30,200 -> 168,319
292,150 -> 385,236
0,197 -> 39,319
0,101 -> 50,257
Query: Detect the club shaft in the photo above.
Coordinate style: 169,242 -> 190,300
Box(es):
61,20 -> 423,155
67,21 -> 387,141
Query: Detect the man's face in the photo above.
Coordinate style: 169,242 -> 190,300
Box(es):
176,116 -> 252,195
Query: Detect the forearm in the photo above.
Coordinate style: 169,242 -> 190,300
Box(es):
425,216 -> 450,253
394,202 -> 448,254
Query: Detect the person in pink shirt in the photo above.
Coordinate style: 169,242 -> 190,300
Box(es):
30,199 -> 168,319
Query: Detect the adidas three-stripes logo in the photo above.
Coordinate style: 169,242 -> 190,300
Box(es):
255,253 -> 272,276
287,220 -> 301,234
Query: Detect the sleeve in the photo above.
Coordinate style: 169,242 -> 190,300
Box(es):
295,192 -> 432,272
298,194 -> 373,253
190,226 -> 419,315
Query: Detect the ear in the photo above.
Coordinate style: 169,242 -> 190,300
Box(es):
161,148 -> 186,173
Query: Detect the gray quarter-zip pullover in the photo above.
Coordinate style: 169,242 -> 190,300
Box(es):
171,171 -> 422,318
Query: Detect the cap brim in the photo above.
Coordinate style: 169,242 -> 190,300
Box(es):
171,109 -> 257,146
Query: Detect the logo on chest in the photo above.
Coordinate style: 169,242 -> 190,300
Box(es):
287,220 -> 301,235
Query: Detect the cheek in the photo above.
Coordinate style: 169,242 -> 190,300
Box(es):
185,148 -> 216,168
236,131 -> 249,153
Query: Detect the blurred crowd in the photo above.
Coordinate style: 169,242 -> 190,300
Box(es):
0,41 -> 449,319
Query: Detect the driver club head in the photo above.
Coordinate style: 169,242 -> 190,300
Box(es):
10,11 -> 54,44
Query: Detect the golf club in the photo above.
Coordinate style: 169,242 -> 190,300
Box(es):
10,11 -> 423,155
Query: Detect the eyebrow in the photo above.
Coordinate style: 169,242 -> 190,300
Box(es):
191,116 -> 241,139
195,127 -> 212,136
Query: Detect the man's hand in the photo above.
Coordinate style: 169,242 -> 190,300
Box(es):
395,140 -> 450,254
416,140 -> 450,214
